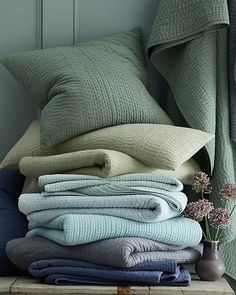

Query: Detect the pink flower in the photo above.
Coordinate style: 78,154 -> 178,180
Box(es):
192,172 -> 212,194
209,208 -> 231,229
184,199 -> 214,222
221,184 -> 236,202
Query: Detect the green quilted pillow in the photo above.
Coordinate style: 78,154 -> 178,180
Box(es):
1,28 -> 171,149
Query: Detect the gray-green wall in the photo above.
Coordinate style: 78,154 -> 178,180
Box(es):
0,0 -> 160,161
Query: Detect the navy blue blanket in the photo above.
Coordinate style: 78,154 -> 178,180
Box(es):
28,259 -> 191,286
0,169 -> 27,275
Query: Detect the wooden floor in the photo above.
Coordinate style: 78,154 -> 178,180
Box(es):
0,275 -> 234,295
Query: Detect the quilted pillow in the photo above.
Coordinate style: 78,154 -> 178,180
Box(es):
0,169 -> 27,275
0,28 -> 171,149
0,121 -> 214,171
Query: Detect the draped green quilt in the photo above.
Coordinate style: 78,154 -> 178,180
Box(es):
147,0 -> 236,280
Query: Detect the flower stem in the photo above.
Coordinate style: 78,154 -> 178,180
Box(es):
202,229 -> 207,240
230,205 -> 236,216
201,189 -> 212,240
215,228 -> 220,240
205,216 -> 212,240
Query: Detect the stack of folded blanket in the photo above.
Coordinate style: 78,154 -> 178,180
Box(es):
8,172 -> 204,286
0,120 -> 214,286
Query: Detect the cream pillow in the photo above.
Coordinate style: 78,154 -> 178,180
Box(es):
0,121 -> 214,171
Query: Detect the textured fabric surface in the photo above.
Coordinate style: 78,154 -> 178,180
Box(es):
28,259 -> 191,286
19,191 -> 186,224
25,173 -> 187,220
6,236 -> 203,270
27,214 -> 202,247
228,0 -> 236,141
38,173 -> 184,192
0,169 -> 27,275
0,121 -> 213,171
147,0 -> 236,280
19,149 -> 200,190
1,28 -> 172,149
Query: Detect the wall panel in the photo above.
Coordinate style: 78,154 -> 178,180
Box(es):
0,0 -> 38,161
75,0 -> 159,43
42,0 -> 74,48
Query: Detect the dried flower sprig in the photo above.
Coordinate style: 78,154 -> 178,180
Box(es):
184,200 -> 214,222
184,172 -> 236,241
184,199 -> 214,240
192,172 -> 212,195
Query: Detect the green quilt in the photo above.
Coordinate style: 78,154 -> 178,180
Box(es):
27,214 -> 202,247
147,0 -> 236,280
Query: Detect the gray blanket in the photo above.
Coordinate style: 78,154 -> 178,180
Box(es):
6,236 -> 202,270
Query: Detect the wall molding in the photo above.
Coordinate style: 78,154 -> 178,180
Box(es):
74,0 -> 80,44
36,0 -> 44,49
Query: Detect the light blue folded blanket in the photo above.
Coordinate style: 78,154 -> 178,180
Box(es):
37,173 -> 186,212
19,190 -> 186,224
38,173 -> 184,193
27,214 -> 202,247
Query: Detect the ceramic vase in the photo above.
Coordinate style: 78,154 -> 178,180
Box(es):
195,240 -> 225,281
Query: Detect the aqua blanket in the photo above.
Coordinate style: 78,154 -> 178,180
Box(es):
147,0 -> 236,280
27,214 -> 202,247
19,173 -> 187,223
39,173 -> 183,192
19,192 -> 186,224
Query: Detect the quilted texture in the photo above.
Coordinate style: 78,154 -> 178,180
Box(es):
38,173 -> 184,193
0,121 -> 213,171
19,173 -> 187,224
147,0 -> 236,280
27,259 -> 191,286
0,28 -> 172,148
0,169 -> 27,275
6,236 -> 202,270
27,214 -> 202,247
19,149 -> 200,191
19,174 -> 188,224
228,0 -> 236,141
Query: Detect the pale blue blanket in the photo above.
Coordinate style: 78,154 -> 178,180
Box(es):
19,173 -> 187,223
38,173 -> 184,193
19,191 -> 186,224
27,214 -> 202,247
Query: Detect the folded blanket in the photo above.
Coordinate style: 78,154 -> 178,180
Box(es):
19,149 -> 200,188
19,173 -> 187,223
19,189 -> 187,223
28,259 -> 191,286
38,173 -> 183,193
6,236 -> 203,270
27,214 -> 202,246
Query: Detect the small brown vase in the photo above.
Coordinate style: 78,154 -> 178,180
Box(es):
195,240 -> 225,281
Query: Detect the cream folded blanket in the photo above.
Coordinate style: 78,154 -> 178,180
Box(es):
19,149 -> 200,193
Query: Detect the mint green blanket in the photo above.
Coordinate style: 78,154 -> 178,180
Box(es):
27,214 -> 202,247
39,173 -> 183,192
20,173 -> 186,223
19,190 -> 186,225
147,0 -> 236,280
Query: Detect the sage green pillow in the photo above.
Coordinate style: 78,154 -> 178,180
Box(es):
1,28 -> 171,149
